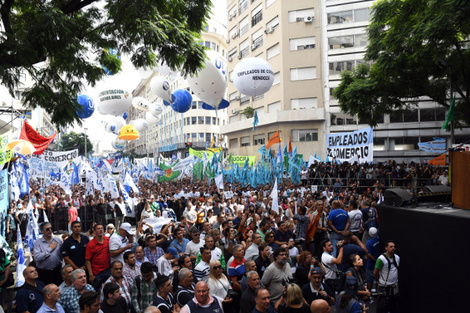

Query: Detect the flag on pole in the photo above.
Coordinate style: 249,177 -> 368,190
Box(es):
288,137 -> 293,157
43,210 -> 49,223
441,96 -> 455,130
24,201 -> 39,251
266,131 -> 281,150
9,161 -> 20,202
271,179 -> 279,215
16,225 -> 27,287
215,173 -> 224,190
252,111 -> 259,131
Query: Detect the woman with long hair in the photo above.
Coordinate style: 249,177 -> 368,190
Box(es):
207,260 -> 233,311
274,283 -> 310,313
345,253 -> 371,301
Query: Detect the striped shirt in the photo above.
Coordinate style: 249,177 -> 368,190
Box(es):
193,260 -> 210,282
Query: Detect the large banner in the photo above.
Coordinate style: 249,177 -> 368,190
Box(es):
230,155 -> 256,166
189,147 -> 223,160
326,127 -> 373,163
27,149 -> 80,179
0,169 -> 8,238
0,135 -> 12,165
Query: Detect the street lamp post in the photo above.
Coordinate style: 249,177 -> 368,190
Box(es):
84,128 -> 88,158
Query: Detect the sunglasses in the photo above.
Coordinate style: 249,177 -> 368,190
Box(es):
193,234 -> 200,236
213,265 -> 222,270
45,227 -> 53,231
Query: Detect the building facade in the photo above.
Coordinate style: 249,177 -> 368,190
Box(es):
221,0 -> 325,160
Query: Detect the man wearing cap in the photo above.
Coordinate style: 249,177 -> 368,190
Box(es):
335,276 -> 364,313
109,222 -> 134,264
301,267 -> 335,306
156,247 -> 179,283
365,227 -> 380,291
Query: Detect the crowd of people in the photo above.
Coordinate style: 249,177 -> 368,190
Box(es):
1,159 -> 442,313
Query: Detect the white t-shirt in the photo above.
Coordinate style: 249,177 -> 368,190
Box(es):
321,252 -> 338,280
348,209 -> 363,232
156,255 -> 174,281
185,240 -> 204,257
109,233 -> 130,264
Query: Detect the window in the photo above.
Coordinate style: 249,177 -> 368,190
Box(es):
252,4 -> 263,27
268,101 -> 281,113
292,129 -> 318,142
290,37 -> 315,51
206,133 -> 212,142
240,39 -> 249,58
329,60 -> 354,75
229,115 -> 239,123
241,136 -> 251,147
267,43 -> 280,59
212,117 -> 216,125
266,16 -> 279,31
354,8 -> 370,22
240,17 -> 249,36
288,8 -> 314,22
198,116 -> 204,124
229,92 -> 239,101
291,98 -> 318,110
268,131 -> 281,140
328,34 -> 368,50
327,8 -> 370,24
253,134 -> 265,145
191,101 -> 197,109
228,48 -> 238,60
204,41 -> 210,47
206,117 -> 211,124
229,27 -> 238,39
191,117 -> 197,125
240,95 -> 250,104
266,0 -> 276,8
199,133 -> 204,140
186,117 -> 190,125
252,28 -> 264,50
230,138 -> 239,148
290,67 -> 317,81
273,72 -> 281,85
229,5 -> 237,19
198,102 -> 204,109
420,108 -> 435,122
192,133 -> 197,140
373,138 -> 386,151
239,0 -> 248,15
253,94 -> 264,101
403,109 -> 419,123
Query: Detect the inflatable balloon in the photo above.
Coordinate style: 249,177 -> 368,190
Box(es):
105,121 -> 117,133
76,94 -> 95,119
132,97 -> 150,112
122,112 -> 128,120
148,102 -> 163,116
233,57 -> 274,97
98,88 -> 132,115
132,119 -> 149,132
187,50 -> 228,109
202,99 -> 230,110
170,89 -> 192,113
118,124 -> 140,141
112,138 -> 127,150
113,116 -> 126,131
150,76 -> 172,105
145,111 -> 161,124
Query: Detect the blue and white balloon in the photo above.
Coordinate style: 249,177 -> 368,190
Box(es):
150,76 -> 172,105
187,50 -> 228,110
132,97 -> 150,112
112,138 -> 127,150
170,89 -> 192,113
148,102 -> 163,116
76,94 -> 95,119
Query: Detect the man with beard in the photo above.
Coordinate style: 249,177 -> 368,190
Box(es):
261,247 -> 293,305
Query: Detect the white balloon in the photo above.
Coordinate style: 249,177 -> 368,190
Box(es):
145,111 -> 161,124
105,121 -> 117,133
112,116 -> 125,135
132,97 -> 150,112
150,76 -> 172,104
187,50 -> 227,108
233,57 -> 274,97
132,119 -> 149,132
97,88 -> 133,115
148,102 -> 164,116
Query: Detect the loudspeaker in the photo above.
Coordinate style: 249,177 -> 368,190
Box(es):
383,188 -> 412,207
424,185 -> 451,193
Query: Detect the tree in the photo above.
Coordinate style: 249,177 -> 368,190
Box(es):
59,131 -> 93,156
0,0 -> 212,127
333,0 -> 470,128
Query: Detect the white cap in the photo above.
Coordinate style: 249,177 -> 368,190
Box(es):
369,227 -> 378,238
120,222 -> 132,234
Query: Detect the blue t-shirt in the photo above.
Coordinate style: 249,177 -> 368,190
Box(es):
360,207 -> 377,229
328,209 -> 349,231
366,237 -> 380,270
16,281 -> 46,313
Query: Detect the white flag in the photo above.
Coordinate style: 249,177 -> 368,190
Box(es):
16,225 -> 26,287
24,201 -> 39,251
271,179 -> 279,215
215,173 -> 224,190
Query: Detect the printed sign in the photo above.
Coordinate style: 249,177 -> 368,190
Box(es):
326,127 -> 373,163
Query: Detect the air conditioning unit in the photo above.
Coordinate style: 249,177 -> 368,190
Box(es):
231,31 -> 238,39
251,43 -> 258,50
265,26 -> 274,34
296,17 -> 304,22
231,108 -> 239,114
234,96 -> 240,100
228,56 -> 233,62
226,38 -> 230,44
305,16 -> 314,23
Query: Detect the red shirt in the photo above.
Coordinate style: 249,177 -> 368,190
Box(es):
85,236 -> 110,275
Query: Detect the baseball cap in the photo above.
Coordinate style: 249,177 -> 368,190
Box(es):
120,222 -> 132,234
167,247 -> 178,259
310,267 -> 322,275
344,276 -> 358,296
107,223 -> 115,230
369,227 -> 378,238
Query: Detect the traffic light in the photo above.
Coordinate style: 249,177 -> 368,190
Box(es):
185,142 -> 192,149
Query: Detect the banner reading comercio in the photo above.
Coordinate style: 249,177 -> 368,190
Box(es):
326,127 -> 373,163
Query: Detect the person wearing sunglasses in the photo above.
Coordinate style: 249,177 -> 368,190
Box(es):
207,261 -> 233,312
33,222 -> 63,285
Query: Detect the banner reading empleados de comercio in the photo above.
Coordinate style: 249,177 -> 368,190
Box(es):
27,149 -> 80,178
326,127 -> 373,163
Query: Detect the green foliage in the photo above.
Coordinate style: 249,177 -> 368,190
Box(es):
0,0 -> 212,127
334,0 -> 470,127
241,106 -> 254,118
59,131 -> 93,156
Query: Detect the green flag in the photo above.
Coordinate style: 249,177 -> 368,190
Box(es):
158,162 -> 180,182
193,161 -> 203,181
441,97 -> 455,130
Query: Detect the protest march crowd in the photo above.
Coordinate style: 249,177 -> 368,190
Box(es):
0,159 -> 449,313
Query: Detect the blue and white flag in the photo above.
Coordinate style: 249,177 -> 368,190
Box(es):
9,161 -> 20,202
24,201 -> 39,251
271,179 -> 279,215
124,172 -> 139,194
16,225 -> 27,287
106,173 -> 120,199
252,111 -> 259,131
215,173 -> 224,190
17,162 -> 30,199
